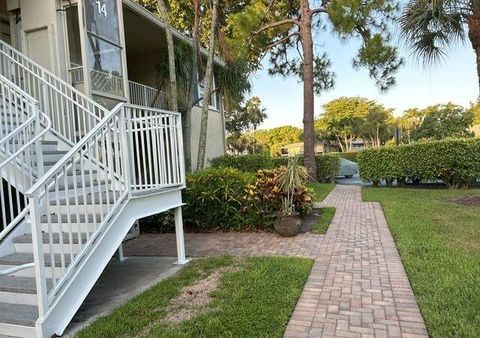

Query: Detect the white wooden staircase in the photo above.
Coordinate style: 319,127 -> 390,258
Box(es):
0,41 -> 187,337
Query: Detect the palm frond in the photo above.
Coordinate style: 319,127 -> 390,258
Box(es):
399,0 -> 468,65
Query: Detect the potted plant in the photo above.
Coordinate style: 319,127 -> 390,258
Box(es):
274,157 -> 309,237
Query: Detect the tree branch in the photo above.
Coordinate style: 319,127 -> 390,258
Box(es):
253,19 -> 300,35
311,7 -> 328,16
266,32 -> 300,51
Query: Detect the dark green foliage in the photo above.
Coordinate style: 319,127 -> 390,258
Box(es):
210,153 -> 341,183
246,168 -> 313,218
411,103 -> 475,141
316,154 -> 341,183
209,153 -> 274,173
183,167 -> 262,231
357,138 -> 480,189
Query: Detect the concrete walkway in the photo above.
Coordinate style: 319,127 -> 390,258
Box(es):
284,185 -> 428,338
124,185 -> 428,338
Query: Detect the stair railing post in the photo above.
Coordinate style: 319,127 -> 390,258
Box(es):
34,103 -> 44,177
40,69 -> 49,123
119,105 -> 132,194
29,192 -> 49,318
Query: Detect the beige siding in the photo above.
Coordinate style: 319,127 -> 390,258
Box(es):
190,106 -> 225,168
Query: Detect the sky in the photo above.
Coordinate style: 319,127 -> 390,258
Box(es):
250,25 -> 479,130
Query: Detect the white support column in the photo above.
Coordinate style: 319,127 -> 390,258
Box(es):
174,206 -> 189,264
115,244 -> 126,262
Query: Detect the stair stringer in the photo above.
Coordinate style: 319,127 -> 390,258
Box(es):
36,188 -> 183,338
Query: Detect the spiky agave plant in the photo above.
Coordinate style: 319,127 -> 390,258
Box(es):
278,156 -> 309,216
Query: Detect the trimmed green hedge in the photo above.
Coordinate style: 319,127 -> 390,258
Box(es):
210,153 -> 341,183
316,154 -> 341,183
357,138 -> 480,189
209,153 -> 273,173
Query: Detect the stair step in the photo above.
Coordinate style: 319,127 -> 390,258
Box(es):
0,302 -> 37,327
13,232 -> 88,245
47,179 -> 112,192
0,252 -> 72,268
50,191 -> 121,205
0,275 -> 52,295
40,214 -> 103,224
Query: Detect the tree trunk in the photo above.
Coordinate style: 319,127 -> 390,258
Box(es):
157,0 -> 178,112
183,0 -> 201,171
300,0 -> 318,182
196,0 -> 218,170
468,9 -> 480,94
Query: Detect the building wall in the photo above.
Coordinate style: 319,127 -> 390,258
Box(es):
15,0 -> 68,79
190,106 -> 226,168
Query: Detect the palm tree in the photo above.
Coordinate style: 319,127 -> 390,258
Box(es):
400,0 -> 480,91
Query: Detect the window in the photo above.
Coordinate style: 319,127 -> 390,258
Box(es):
65,5 -> 82,67
84,0 -> 124,98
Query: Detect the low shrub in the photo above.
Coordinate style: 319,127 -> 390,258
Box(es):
316,154 -> 341,183
209,153 -> 273,173
247,168 -> 313,218
183,167 -> 260,231
357,138 -> 480,189
182,165 -> 314,232
210,153 -> 341,182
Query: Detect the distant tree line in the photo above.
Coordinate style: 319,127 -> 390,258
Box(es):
227,97 -> 480,156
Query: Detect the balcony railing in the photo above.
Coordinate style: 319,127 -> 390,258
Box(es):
129,80 -> 167,110
67,67 -> 167,109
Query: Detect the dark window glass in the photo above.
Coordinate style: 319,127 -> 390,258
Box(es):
86,36 -> 123,96
84,0 -> 119,44
65,6 -> 82,67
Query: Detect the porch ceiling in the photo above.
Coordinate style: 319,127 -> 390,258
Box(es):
124,6 -> 167,58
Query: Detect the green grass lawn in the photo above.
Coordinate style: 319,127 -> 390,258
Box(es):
76,256 -> 313,338
313,207 -> 335,234
363,188 -> 480,338
308,183 -> 335,201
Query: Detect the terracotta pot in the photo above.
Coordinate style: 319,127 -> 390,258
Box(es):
274,214 -> 302,237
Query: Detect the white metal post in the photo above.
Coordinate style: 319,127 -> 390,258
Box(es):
29,194 -> 49,318
34,103 -> 44,177
119,106 -> 132,193
174,206 -> 188,264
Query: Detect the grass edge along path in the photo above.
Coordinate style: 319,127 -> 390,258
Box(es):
308,183 -> 335,202
363,187 -> 480,338
313,207 -> 336,234
75,256 -> 313,338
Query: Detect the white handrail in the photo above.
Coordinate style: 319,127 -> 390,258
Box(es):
0,262 -> 34,276
0,39 -> 108,145
0,75 -> 51,240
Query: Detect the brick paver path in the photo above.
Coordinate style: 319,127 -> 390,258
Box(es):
284,185 -> 428,338
124,185 -> 428,338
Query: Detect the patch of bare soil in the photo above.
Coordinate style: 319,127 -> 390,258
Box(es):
448,196 -> 480,207
163,266 -> 237,324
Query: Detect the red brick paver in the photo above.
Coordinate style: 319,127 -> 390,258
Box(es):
123,185 -> 428,338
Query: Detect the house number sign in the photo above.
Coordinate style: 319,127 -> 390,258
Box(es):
95,1 -> 108,17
